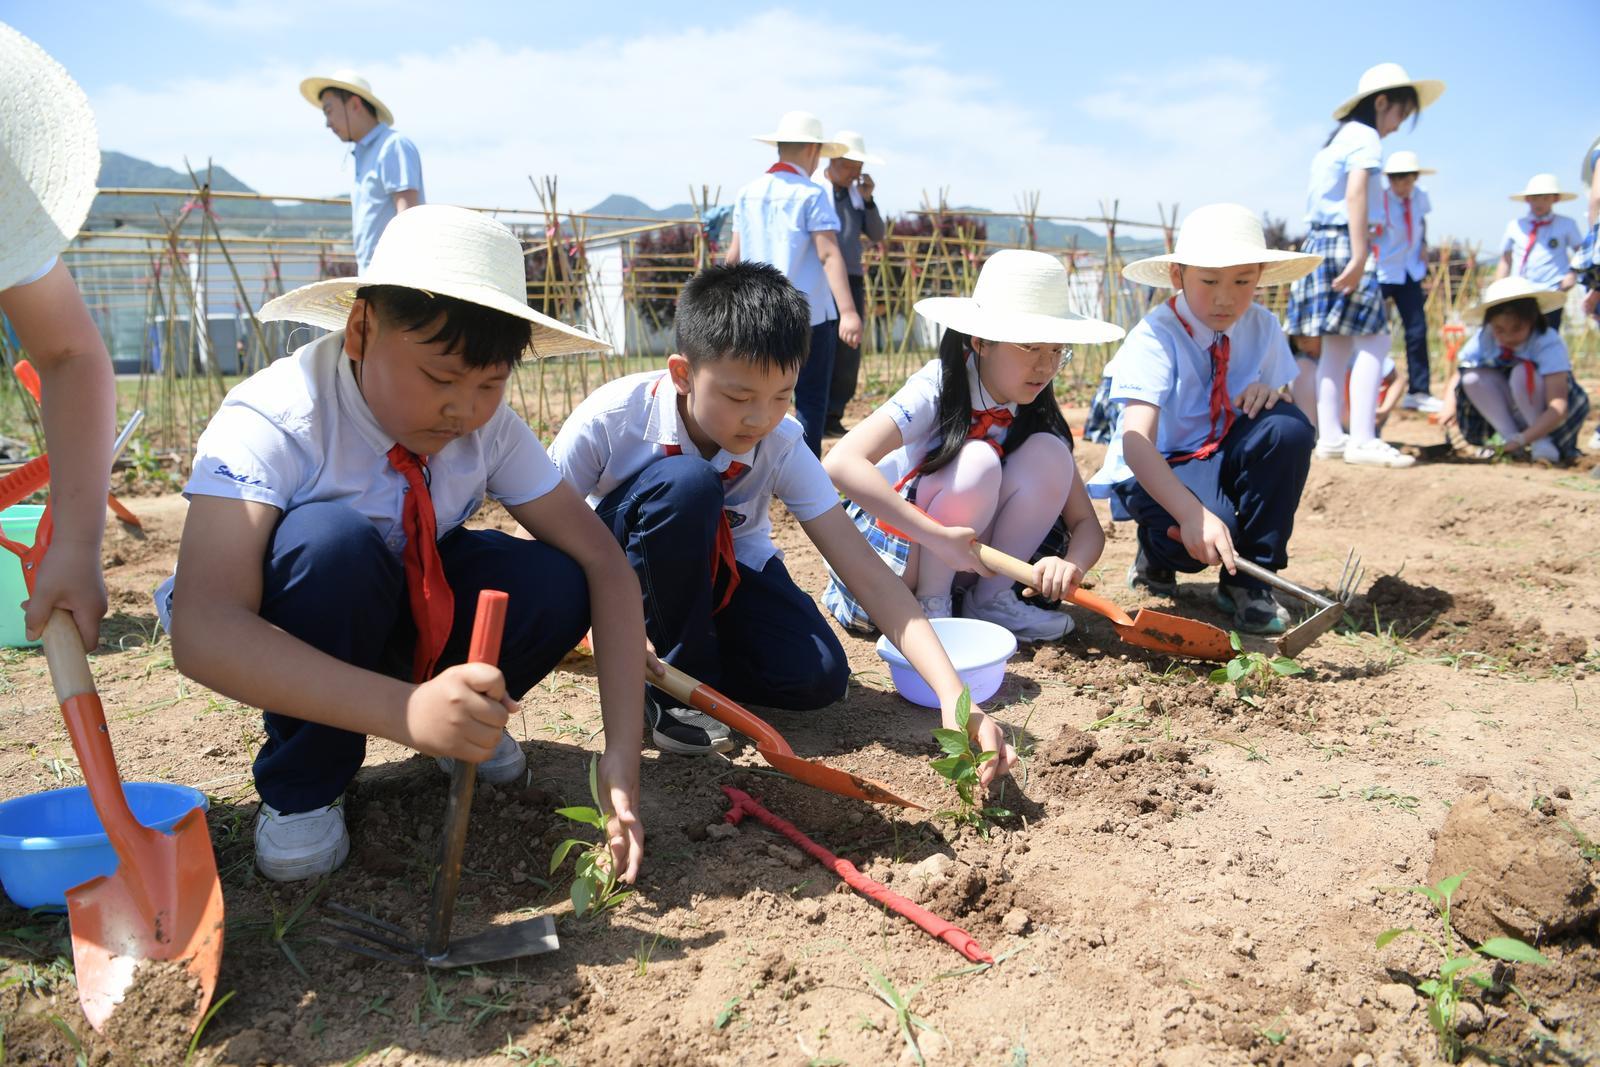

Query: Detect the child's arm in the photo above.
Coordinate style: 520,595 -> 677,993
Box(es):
1508,371 -> 1571,449
1332,170 -> 1372,294
813,230 -> 863,348
1027,477 -> 1103,603
1438,368 -> 1462,428
0,261 -> 116,649
1121,401 -> 1237,571
172,496 -> 514,761
822,410 -> 988,579
803,505 -> 1016,788
505,480 -> 646,883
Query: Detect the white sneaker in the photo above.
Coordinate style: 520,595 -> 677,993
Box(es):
1313,438 -> 1347,460
1401,392 -> 1443,414
255,800 -> 350,882
917,594 -> 955,619
1589,427 -> 1599,450
963,588 -> 1073,642
1343,439 -> 1416,469
436,730 -> 528,785
1529,437 -> 1561,464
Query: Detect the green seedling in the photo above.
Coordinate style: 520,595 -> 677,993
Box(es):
865,965 -> 935,1066
928,686 -> 1011,832
1376,871 -> 1551,1063
549,756 -> 632,919
1209,631 -> 1303,704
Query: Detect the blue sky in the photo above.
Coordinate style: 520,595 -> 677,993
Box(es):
9,0 -> 1600,247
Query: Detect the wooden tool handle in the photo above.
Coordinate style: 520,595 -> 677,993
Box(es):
973,543 -> 1134,628
652,662 -> 793,756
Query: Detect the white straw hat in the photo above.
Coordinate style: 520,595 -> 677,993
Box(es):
258,205 -> 609,358
1509,173 -> 1576,203
829,131 -> 883,164
1463,277 -> 1567,324
752,111 -> 848,157
299,70 -> 394,127
1122,204 -> 1322,289
1332,63 -> 1445,121
1383,150 -> 1435,176
914,250 -> 1125,345
0,22 -> 100,292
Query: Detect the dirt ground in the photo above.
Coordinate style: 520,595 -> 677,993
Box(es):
2,393 -> 1599,1067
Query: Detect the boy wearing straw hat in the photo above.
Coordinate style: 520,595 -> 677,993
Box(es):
300,71 -> 424,272
0,23 -> 116,653
160,206 -> 647,883
726,111 -> 862,456
1496,174 -> 1582,329
821,131 -> 887,437
1089,204 -> 1322,635
1375,151 -> 1439,413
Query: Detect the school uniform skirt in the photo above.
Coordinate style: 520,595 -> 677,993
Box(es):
1285,223 -> 1389,337
1454,369 -> 1591,460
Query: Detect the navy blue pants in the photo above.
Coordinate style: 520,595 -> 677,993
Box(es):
827,274 -> 869,424
253,502 -> 590,813
1112,405 -> 1314,593
596,454 -> 848,711
1380,278 -> 1431,395
794,321 -> 837,456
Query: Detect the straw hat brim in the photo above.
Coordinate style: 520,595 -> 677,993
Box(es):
1122,246 -> 1323,289
752,134 -> 849,157
913,297 -> 1126,346
0,25 -> 100,292
258,277 -> 610,359
833,150 -> 884,164
1331,77 -> 1445,120
1384,166 -> 1437,175
1463,288 -> 1567,324
1509,191 -> 1578,203
299,76 -> 395,127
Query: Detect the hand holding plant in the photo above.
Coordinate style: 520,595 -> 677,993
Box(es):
929,687 -> 1012,832
550,756 -> 634,919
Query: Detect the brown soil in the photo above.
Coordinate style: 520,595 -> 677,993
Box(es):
101,959 -> 206,1066
3,397 -> 1600,1065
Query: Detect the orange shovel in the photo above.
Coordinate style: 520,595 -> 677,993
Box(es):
973,543 -> 1233,662
651,663 -> 923,809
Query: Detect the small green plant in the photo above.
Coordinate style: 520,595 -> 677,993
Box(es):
550,756 -> 632,918
1209,632 -> 1304,703
865,965 -> 935,1066
929,686 -> 1011,832
1376,872 -> 1552,1063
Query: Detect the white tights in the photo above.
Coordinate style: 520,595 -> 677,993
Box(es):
1460,366 -> 1546,442
1316,333 -> 1390,446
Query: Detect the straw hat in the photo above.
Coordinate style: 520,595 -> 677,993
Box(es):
1121,204 -> 1322,289
914,250 -> 1125,345
1331,63 -> 1445,120
829,131 -> 883,164
1463,277 -> 1567,324
1383,150 -> 1435,176
1509,173 -> 1577,203
0,23 -> 100,292
258,205 -> 609,358
299,70 -> 394,127
1581,134 -> 1600,187
752,111 -> 847,157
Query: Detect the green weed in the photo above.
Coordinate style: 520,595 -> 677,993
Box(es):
928,687 -> 1011,833
864,965 -> 935,1066
1209,632 -> 1303,704
549,756 -> 632,918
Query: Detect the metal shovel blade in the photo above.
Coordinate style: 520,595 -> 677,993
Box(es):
1276,601 -> 1345,660
322,903 -> 558,968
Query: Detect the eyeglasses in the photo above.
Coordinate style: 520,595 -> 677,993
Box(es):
1014,342 -> 1073,366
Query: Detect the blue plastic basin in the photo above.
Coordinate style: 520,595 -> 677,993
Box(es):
875,617 -> 1017,708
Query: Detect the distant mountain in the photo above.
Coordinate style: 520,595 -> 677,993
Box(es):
88,151 -> 348,232
582,194 -> 701,230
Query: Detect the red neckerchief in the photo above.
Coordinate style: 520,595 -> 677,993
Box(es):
387,444 -> 454,682
1496,345 -> 1538,396
767,162 -> 807,178
1382,191 -> 1414,249
1165,297 -> 1234,462
877,401 -> 1014,540
661,443 -> 746,613
1521,215 -> 1554,271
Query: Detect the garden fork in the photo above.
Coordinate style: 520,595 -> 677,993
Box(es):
1231,549 -> 1365,659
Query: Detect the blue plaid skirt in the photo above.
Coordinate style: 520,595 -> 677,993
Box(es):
1455,370 -> 1590,461
1286,224 -> 1389,337
1082,376 -> 1118,444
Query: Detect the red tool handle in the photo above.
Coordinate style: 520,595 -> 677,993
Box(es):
14,360 -> 42,403
468,589 -> 507,665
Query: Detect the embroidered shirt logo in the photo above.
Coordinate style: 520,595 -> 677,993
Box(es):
724,508 -> 747,530
214,463 -> 270,489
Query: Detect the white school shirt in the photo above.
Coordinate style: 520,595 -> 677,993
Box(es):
548,369 -> 840,570
153,330 -> 562,623
1456,325 -> 1571,375
1374,187 -> 1431,283
1304,123 -> 1383,227
1501,212 -> 1583,290
731,165 -> 842,326
1088,293 -> 1297,496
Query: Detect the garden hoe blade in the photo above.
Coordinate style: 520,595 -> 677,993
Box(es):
974,544 -> 1231,661
652,663 -> 923,810
1229,555 -> 1360,659
44,611 -> 224,1036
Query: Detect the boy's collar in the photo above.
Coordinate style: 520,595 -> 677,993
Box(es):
647,371 -> 756,472
335,334 -> 399,456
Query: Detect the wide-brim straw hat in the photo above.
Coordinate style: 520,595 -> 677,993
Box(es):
299,70 -> 394,127
1332,63 -> 1445,121
1122,204 -> 1322,289
258,204 -> 609,358
0,23 -> 100,292
915,249 -> 1125,345
1383,150 -> 1435,176
1509,173 -> 1576,202
753,111 -> 847,157
829,130 -> 883,164
1463,277 -> 1567,324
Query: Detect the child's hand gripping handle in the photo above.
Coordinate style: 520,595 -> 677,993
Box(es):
973,542 -> 1134,628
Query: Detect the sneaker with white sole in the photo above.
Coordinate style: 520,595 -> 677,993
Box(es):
1590,427 -> 1599,451
645,690 -> 733,755
1529,437 -> 1561,464
963,588 -> 1073,642
1313,438 -> 1347,460
1401,392 -> 1442,414
1215,582 -> 1291,635
1126,547 -> 1178,597
255,800 -> 350,882
1343,439 -> 1415,468
435,730 -> 528,785
917,594 -> 955,619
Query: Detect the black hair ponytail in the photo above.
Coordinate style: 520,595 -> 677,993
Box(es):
1323,86 -> 1420,147
918,328 -> 1075,477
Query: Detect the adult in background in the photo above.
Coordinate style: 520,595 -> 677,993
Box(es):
822,132 -> 886,437
299,71 -> 424,272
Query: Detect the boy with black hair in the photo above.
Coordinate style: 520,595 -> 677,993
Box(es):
162,206 -> 647,883
551,262 -> 1016,787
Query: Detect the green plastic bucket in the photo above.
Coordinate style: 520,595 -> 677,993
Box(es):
0,505 -> 44,649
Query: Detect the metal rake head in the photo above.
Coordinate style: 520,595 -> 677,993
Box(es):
1334,548 -> 1365,607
